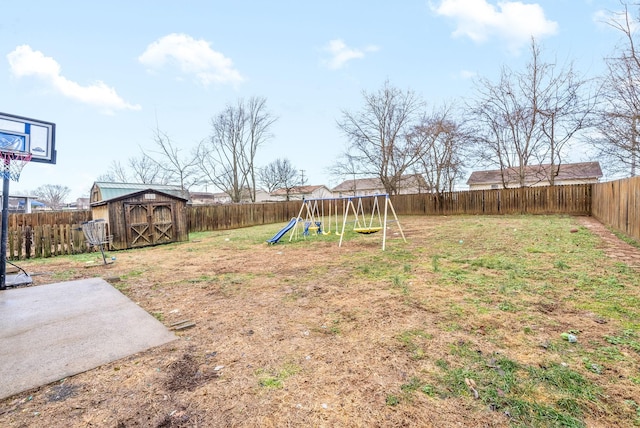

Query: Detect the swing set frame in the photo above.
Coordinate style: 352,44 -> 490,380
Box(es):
289,194 -> 406,250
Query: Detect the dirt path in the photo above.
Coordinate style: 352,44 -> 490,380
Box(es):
578,216 -> 640,268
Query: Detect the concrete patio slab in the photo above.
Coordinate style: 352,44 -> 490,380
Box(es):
0,278 -> 177,400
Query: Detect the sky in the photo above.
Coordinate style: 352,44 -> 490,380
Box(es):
0,0 -> 630,200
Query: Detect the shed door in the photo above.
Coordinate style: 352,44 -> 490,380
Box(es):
125,202 -> 176,248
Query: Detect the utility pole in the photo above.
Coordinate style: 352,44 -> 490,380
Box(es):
300,169 -> 307,185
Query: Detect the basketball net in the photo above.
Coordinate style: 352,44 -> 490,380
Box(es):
0,152 -> 32,182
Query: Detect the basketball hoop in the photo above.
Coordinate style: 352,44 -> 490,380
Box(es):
0,112 -> 55,290
0,152 -> 32,182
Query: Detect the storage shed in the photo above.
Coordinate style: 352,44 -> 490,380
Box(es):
89,182 -> 190,250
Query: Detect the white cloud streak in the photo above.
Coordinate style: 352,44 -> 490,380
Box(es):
7,45 -> 141,114
322,39 -> 379,70
459,69 -> 476,79
138,33 -> 244,86
431,0 -> 558,51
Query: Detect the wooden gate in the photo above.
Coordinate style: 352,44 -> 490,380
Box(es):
124,202 -> 176,248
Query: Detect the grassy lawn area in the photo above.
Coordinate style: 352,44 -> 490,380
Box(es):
1,215 -> 639,427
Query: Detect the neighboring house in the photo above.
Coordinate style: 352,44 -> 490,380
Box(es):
233,189 -> 272,203
63,197 -> 90,211
270,185 -> 334,201
190,189 -> 272,205
466,162 -> 603,190
1,193 -> 44,213
332,174 -> 429,197
190,191 -> 232,205
252,189 -> 272,203
76,197 -> 90,210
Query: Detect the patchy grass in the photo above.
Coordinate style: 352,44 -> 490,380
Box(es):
255,362 -> 300,389
1,215 -> 639,427
609,228 -> 640,249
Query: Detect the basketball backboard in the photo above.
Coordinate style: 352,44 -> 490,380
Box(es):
0,112 -> 56,164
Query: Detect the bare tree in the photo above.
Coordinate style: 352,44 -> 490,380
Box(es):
469,38 -> 595,187
98,154 -> 170,184
258,158 -> 300,200
97,160 -> 129,182
245,97 -> 277,201
409,104 -> 468,197
336,80 -> 425,195
534,57 -> 596,185
33,184 -> 71,210
258,162 -> 281,193
198,103 -> 247,202
129,154 -> 171,184
327,153 -> 361,195
147,127 -> 201,190
199,97 -> 276,202
258,158 -> 298,191
468,41 -> 547,188
590,1 -> 640,177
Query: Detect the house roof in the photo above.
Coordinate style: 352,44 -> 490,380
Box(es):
332,178 -> 381,192
332,174 -> 429,192
91,182 -> 190,203
466,162 -> 603,186
189,191 -> 227,199
270,185 -> 328,196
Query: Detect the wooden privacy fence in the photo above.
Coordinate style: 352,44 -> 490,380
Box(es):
8,210 -> 91,228
5,181 -> 640,259
187,185 -> 592,233
6,223 -> 96,260
187,200 -> 302,232
4,211 -> 94,260
390,184 -> 592,216
592,176 -> 640,243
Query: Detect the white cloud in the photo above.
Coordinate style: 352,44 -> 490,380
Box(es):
138,33 -> 244,86
431,0 -> 558,51
7,45 -> 141,114
459,69 -> 476,79
322,39 -> 379,70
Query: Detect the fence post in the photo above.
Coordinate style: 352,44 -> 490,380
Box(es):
15,228 -> 23,260
8,228 -> 15,260
43,225 -> 51,258
34,226 -> 42,258
25,226 -> 32,259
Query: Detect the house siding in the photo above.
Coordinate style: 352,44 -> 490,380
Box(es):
469,177 -> 601,191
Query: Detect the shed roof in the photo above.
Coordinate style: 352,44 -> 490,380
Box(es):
466,162 -> 603,186
91,182 -> 190,203
90,189 -> 190,208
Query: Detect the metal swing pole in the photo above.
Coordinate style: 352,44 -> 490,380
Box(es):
338,197 -> 354,247
0,158 -> 11,290
382,195 -> 388,251
289,199 -> 307,242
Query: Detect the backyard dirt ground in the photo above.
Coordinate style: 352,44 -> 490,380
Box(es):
0,215 -> 639,428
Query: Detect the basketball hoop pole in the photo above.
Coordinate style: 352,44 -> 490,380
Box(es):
0,158 -> 10,290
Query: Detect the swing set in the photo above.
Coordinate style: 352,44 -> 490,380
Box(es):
276,194 -> 406,250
